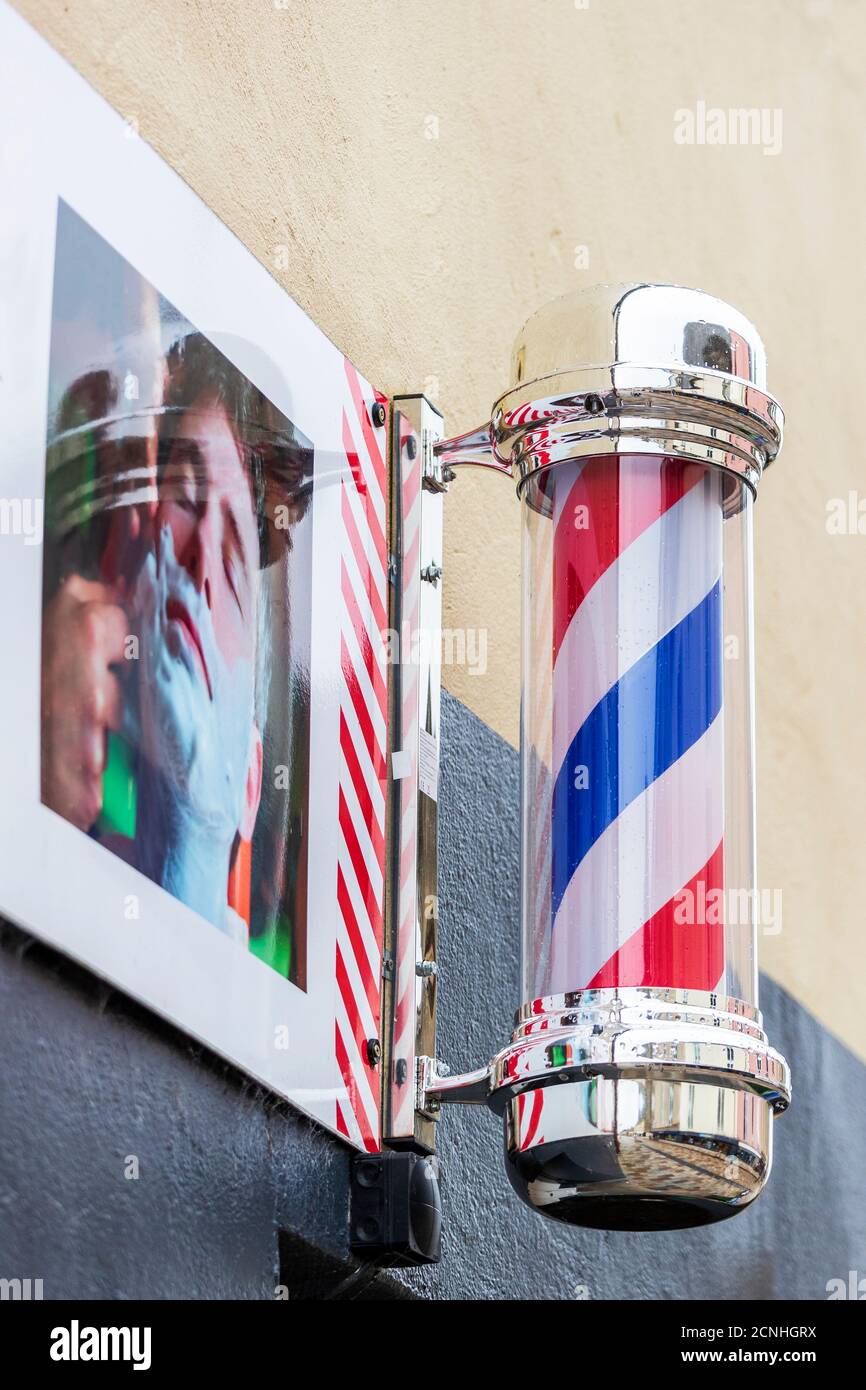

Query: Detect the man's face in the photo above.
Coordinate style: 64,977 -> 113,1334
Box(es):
128,391 -> 263,846
157,393 -> 260,690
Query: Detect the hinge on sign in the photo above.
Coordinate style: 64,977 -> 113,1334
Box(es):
415,1055 -> 449,1120
421,427 -> 450,493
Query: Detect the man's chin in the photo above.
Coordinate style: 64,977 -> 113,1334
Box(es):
139,657 -> 204,775
138,687 -> 243,835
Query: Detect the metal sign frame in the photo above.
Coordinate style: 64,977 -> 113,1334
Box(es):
382,397 -> 445,1151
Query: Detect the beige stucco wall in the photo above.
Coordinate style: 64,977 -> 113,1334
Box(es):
16,0 -> 866,1061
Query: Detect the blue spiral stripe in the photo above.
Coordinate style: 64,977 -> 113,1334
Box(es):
550,580 -> 723,920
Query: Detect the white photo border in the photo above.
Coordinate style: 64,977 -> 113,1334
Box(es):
0,3 -> 387,1149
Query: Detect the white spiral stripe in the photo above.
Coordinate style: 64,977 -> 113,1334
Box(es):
547,713 -> 724,994
552,472 -> 723,771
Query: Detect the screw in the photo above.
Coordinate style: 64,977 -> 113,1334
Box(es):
365,1037 -> 382,1067
416,960 -> 439,978
584,393 -> 604,416
371,401 -> 386,428
405,435 -> 418,459
395,1058 -> 408,1086
421,563 -> 443,585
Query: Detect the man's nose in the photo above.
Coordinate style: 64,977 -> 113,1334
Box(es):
185,524 -> 213,610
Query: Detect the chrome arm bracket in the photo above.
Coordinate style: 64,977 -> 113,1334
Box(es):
433,422 -> 511,478
416,1055 -> 492,1115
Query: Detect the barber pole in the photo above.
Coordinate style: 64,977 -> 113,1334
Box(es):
422,284 -> 790,1231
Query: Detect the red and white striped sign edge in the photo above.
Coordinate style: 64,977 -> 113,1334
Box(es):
334,361 -> 389,1151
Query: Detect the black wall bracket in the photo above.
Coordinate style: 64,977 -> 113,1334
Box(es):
349,1151 -> 442,1266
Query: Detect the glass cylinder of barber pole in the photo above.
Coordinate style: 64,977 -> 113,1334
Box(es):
499,285 -> 790,1229
522,452 -> 755,1005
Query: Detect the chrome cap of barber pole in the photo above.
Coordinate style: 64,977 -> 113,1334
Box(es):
436,282 -> 784,498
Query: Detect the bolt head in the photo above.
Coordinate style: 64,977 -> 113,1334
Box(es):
371,401 -> 387,428
365,1037 -> 382,1067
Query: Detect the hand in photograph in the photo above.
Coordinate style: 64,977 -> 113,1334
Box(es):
41,573 -> 128,832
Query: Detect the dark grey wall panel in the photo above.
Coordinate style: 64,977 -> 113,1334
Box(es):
400,692 -> 866,1301
0,690 -> 863,1300
0,930 -> 354,1299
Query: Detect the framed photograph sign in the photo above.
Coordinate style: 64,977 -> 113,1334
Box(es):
0,3 -> 389,1151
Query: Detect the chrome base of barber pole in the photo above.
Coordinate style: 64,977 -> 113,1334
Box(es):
418,988 -> 790,1231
